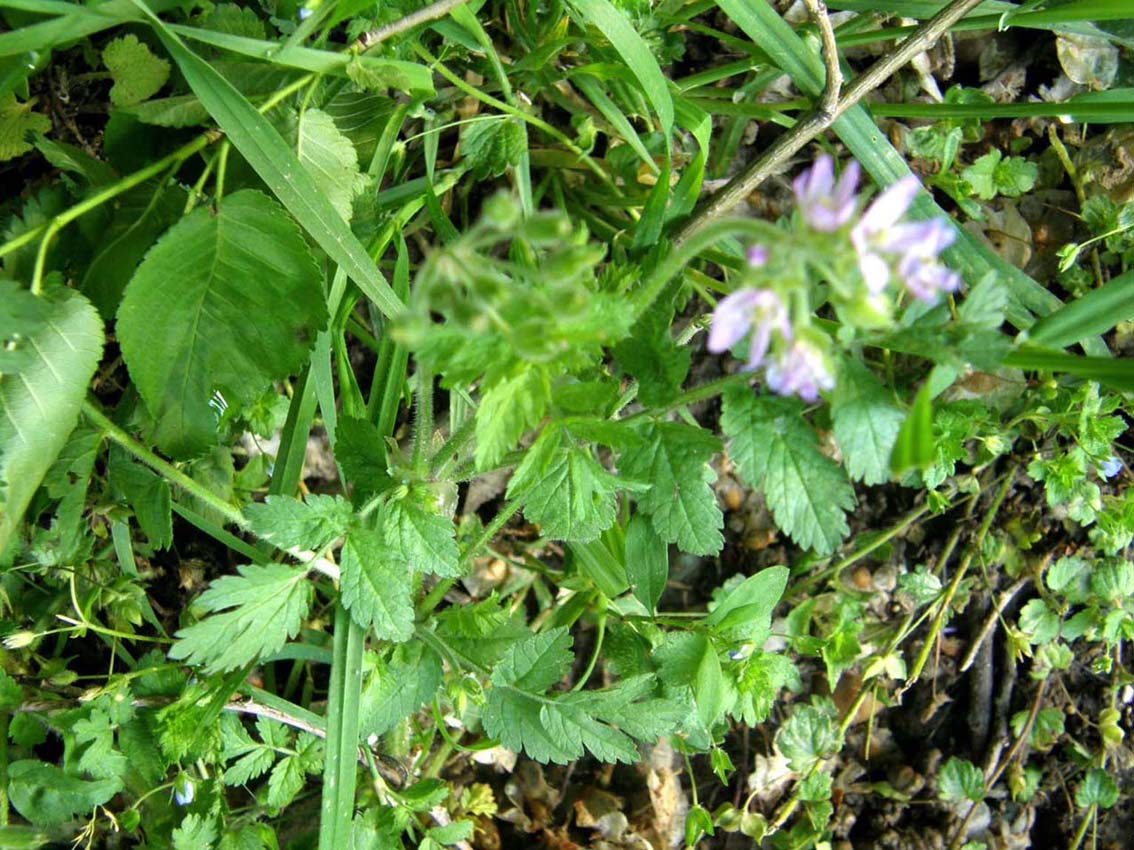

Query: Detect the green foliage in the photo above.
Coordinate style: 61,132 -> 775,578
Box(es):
721,388 -> 853,554
621,421 -> 723,555
102,35 -> 171,107
460,117 -> 526,179
293,108 -> 366,222
961,150 -> 1037,200
117,190 -> 328,455
831,360 -> 904,485
0,289 -> 103,556
0,93 -> 52,161
170,563 -> 314,672
1075,769 -> 1119,810
339,525 -> 415,640
938,757 -> 986,803
7,761 -> 120,827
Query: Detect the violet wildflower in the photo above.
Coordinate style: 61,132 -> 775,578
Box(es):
794,155 -> 861,233
850,175 -> 920,293
708,288 -> 792,370
765,337 -> 835,403
174,777 -> 194,806
746,245 -> 769,267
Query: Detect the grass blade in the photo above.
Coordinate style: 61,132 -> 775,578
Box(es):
1026,271 -> 1134,349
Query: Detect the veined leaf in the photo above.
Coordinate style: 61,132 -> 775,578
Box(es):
0,92 -> 51,161
339,526 -> 414,641
382,490 -> 460,578
721,388 -> 854,555
358,642 -> 443,740
624,513 -> 667,614
491,628 -> 574,692
117,190 -> 327,456
621,422 -> 723,556
506,423 -> 622,543
831,360 -> 905,485
132,8 -> 405,319
102,34 -> 169,106
245,494 -> 353,552
170,563 -> 313,673
0,288 -> 104,556
294,108 -> 365,223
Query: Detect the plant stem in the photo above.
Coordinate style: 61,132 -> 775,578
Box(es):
318,606 -> 366,850
352,0 -> 469,51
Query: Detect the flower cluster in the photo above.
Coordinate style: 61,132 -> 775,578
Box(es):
708,155 -> 961,402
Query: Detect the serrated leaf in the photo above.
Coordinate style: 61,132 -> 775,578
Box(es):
481,689 -> 577,764
776,703 -> 838,773
938,757 -> 985,803
334,415 -> 392,500
359,642 -> 443,739
1076,768 -> 1119,809
539,702 -> 639,764
204,4 -> 266,39
655,632 -> 724,728
0,289 -> 104,557
475,367 -> 549,470
506,424 -> 621,542
172,813 -> 219,850
382,491 -> 460,577
0,280 -> 51,373
492,628 -> 574,692
339,526 -> 414,641
621,422 -> 723,556
831,361 -> 904,485
721,389 -> 853,554
117,190 -> 327,456
170,563 -> 313,673
266,754 -> 305,809
624,513 -> 667,614
295,108 -> 364,222
460,117 -> 525,179
0,93 -> 51,161
103,35 -> 170,107
245,494 -> 353,551
108,448 -> 172,549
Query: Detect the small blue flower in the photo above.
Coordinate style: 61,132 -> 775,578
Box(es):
298,6 -> 313,19
174,777 -> 194,806
1099,456 -> 1123,479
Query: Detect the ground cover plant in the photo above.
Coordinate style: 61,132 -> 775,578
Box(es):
1,0 -> 1132,847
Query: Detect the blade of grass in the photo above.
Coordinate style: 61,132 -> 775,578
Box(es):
318,608 -> 366,850
129,0 -> 404,320
1004,347 -> 1134,392
1026,271 -> 1134,349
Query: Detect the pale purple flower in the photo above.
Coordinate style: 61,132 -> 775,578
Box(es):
850,176 -> 921,293
746,245 -> 768,268
898,253 -> 960,302
708,288 -> 792,370
1099,456 -> 1123,479
174,778 -> 194,806
765,338 -> 835,403
794,155 -> 861,232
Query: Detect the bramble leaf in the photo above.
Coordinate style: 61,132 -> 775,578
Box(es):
621,422 -> 723,556
0,289 -> 104,557
170,563 -> 313,673
339,526 -> 414,641
103,35 -> 171,107
117,190 -> 327,456
721,388 -> 853,554
172,813 -> 219,850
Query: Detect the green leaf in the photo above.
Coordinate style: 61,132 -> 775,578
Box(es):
0,92 -> 51,161
334,416 -> 392,500
108,448 -> 172,549
382,490 -> 460,577
831,361 -> 904,485
655,632 -> 724,729
704,567 -> 788,643
221,716 -> 276,786
721,389 -> 853,554
245,494 -> 353,551
621,422 -> 723,556
491,628 -> 573,692
612,330 -> 690,408
0,289 -> 104,557
0,670 -> 22,711
624,513 -> 667,614
1076,768 -> 1120,809
1027,270 -> 1134,349
938,757 -> 986,803
481,689 -> 577,764
564,0 -> 674,136
339,526 -> 414,641
359,642 -> 443,739
538,700 -> 640,764
506,424 -> 621,542
474,367 -> 549,470
267,733 -> 321,809
117,190 -> 327,456
170,563 -> 313,673
0,280 -> 50,373
294,108 -> 365,222
460,117 -> 526,179
776,703 -> 838,773
961,150 -> 1037,200
102,34 -> 169,107
137,12 -> 404,320
1018,598 -> 1061,644
7,761 -> 120,828
172,814 -> 219,850
890,381 -> 935,476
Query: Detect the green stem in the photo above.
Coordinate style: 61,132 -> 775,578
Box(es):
412,365 -> 434,477
318,606 -> 366,850
0,712 -> 8,826
571,607 -> 607,692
